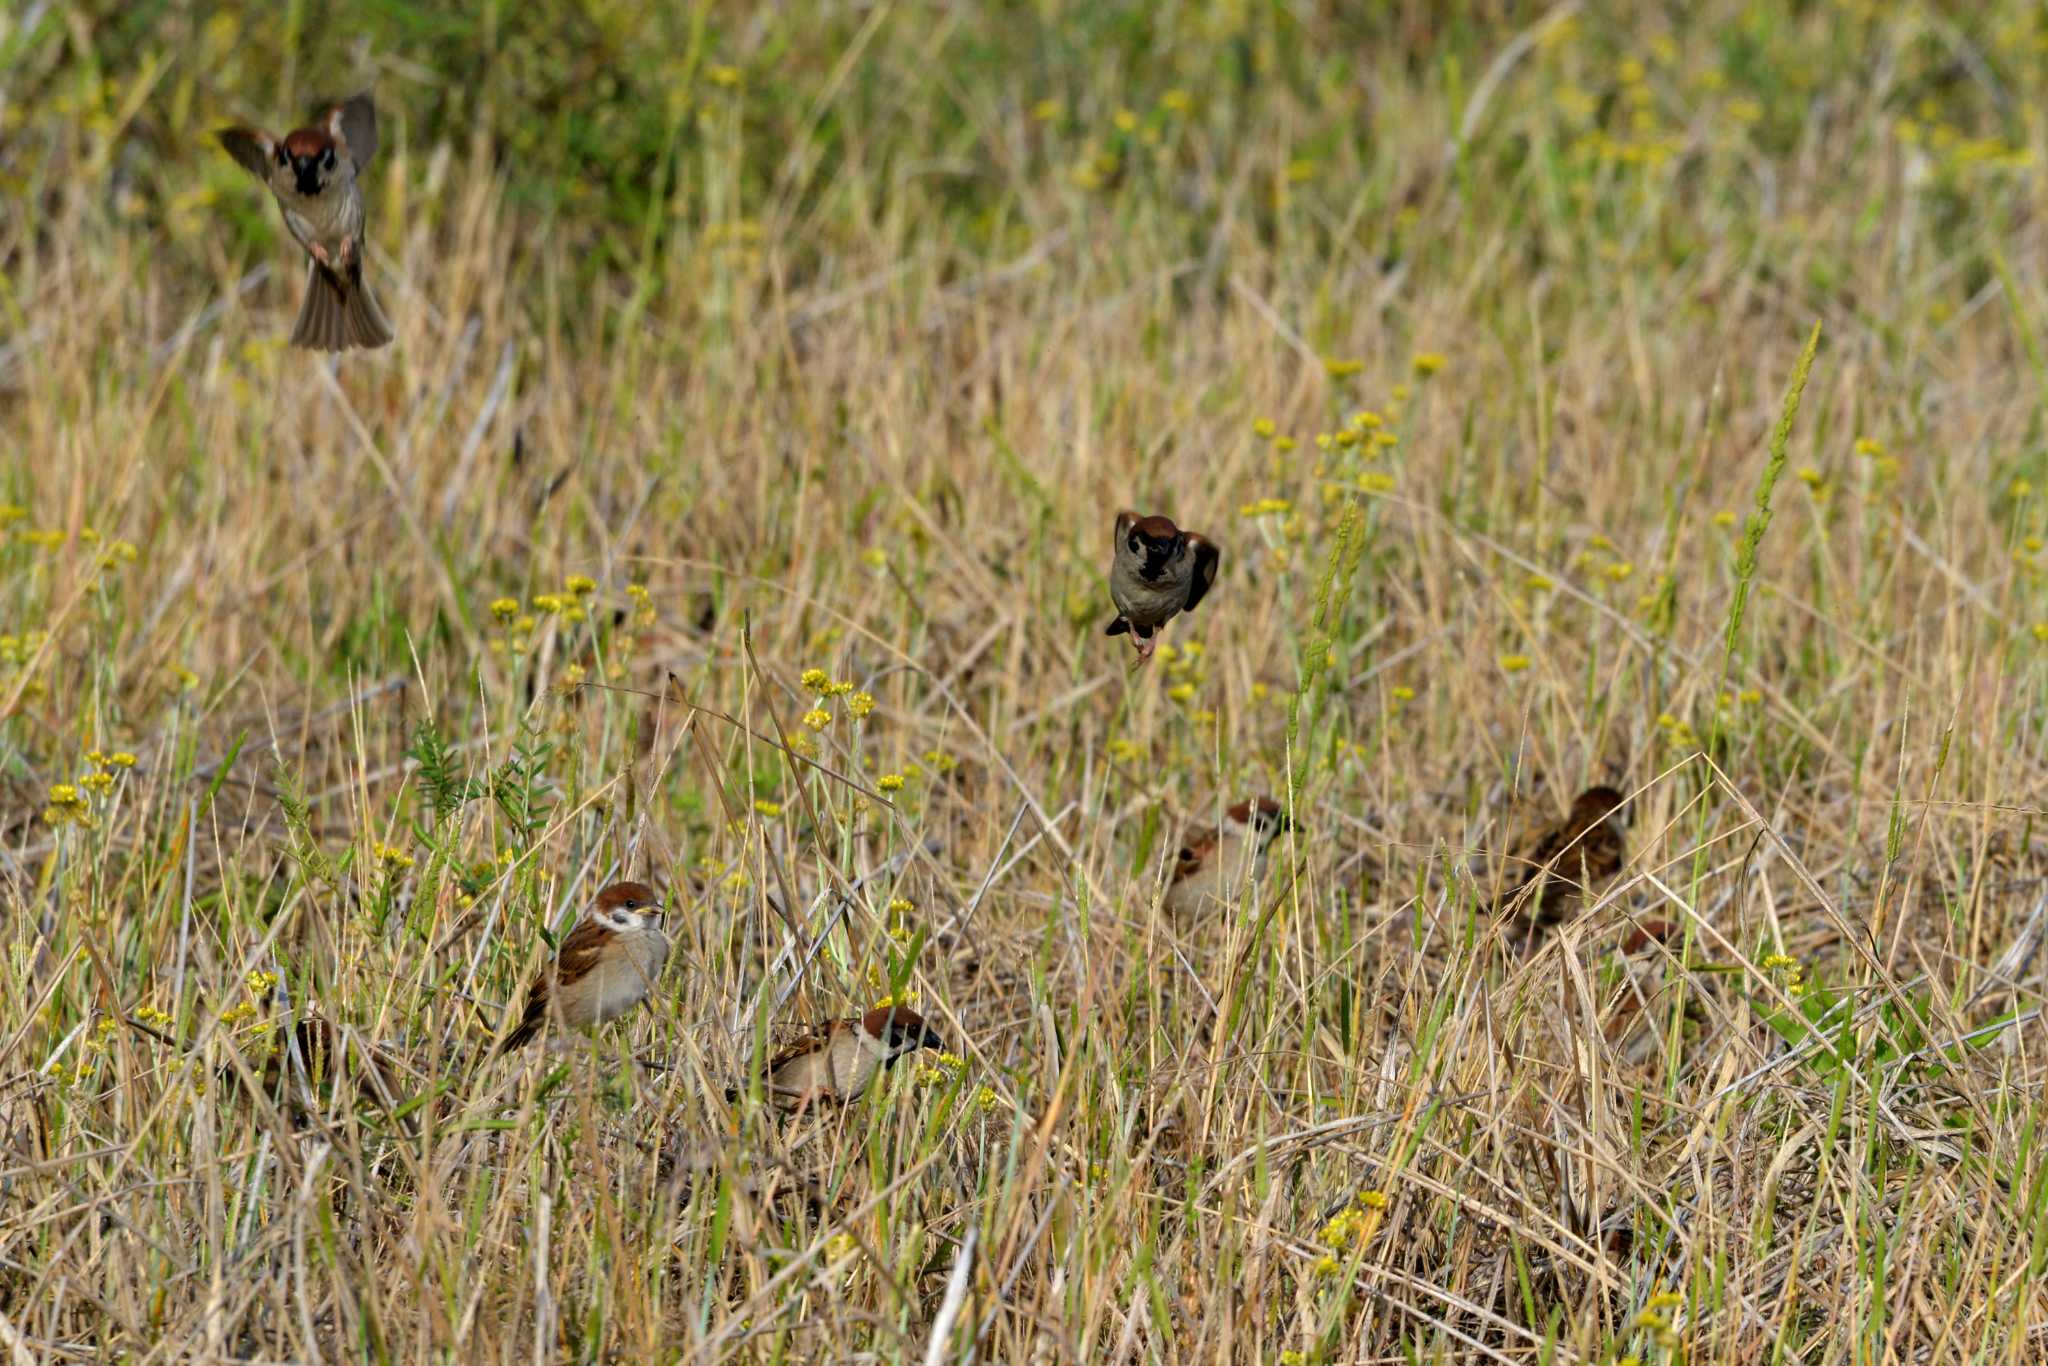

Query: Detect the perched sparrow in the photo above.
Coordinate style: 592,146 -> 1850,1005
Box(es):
1496,786 -> 1627,939
750,1006 -> 945,1109
1163,797 -> 1294,916
1105,511 -> 1220,662
494,881 -> 669,1055
218,93 -> 394,351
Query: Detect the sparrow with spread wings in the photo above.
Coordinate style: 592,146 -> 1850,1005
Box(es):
1105,512 -> 1220,662
218,93 -> 394,350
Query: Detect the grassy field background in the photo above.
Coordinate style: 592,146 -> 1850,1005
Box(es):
6,0 -> 2048,1359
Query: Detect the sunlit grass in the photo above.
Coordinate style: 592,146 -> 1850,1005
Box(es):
5,0 -> 2048,1359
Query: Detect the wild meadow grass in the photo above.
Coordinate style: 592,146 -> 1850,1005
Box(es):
5,1 -> 2048,1359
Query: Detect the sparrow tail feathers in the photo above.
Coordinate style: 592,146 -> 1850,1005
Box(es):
292,259 -> 393,351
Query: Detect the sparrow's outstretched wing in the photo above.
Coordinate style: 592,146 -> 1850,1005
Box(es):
217,126 -> 277,181
1182,535 -> 1221,612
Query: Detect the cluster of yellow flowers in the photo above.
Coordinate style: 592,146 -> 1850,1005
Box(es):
1307,1189 -> 1389,1279
1632,1289 -> 1687,1350
487,575 -> 606,655
1894,115 -> 2032,173
371,840 -> 415,871
1760,952 -> 1806,997
1047,88 -> 1197,191
1656,711 -> 1701,750
791,666 -> 878,743
915,1051 -> 967,1086
0,627 -> 53,701
10,516 -> 141,571
43,749 -> 137,828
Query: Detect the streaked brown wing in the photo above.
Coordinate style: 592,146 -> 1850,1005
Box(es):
551,918 -> 612,981
766,1018 -> 851,1074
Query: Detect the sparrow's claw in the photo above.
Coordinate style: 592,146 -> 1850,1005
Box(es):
1131,632 -> 1157,664
339,233 -> 356,268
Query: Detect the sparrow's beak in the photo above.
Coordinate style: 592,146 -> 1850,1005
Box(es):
919,1026 -> 946,1052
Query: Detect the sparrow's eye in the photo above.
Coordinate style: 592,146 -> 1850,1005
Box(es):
1127,536 -> 1140,554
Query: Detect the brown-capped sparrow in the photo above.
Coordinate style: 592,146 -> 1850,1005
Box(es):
1163,797 -> 1294,916
749,1006 -> 945,1109
218,93 -> 394,351
1496,785 -> 1627,941
1105,511 -> 1220,662
494,881 -> 669,1055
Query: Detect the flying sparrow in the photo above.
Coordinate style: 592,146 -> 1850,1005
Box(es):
749,1005 -> 945,1109
1163,797 -> 1294,916
494,881 -> 669,1055
1105,511 -> 1220,662
1495,785 -> 1627,940
218,93 -> 395,351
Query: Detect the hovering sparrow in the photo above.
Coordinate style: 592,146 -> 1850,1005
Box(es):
1163,797 -> 1294,917
494,881 -> 669,1055
217,93 -> 394,351
1496,785 -> 1627,940
749,1005 -> 945,1109
1105,511 -> 1220,662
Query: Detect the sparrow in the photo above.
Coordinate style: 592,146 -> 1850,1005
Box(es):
494,881 -> 669,1055
218,93 -> 395,351
749,1005 -> 945,1109
1495,785 -> 1627,940
1105,511 -> 1220,662
1163,797 -> 1294,916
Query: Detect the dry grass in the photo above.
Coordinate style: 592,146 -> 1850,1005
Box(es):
6,1 -> 2048,1360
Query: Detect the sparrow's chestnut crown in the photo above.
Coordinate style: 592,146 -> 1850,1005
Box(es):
1127,514 -> 1186,577
862,1005 -> 944,1053
595,880 -> 664,918
1229,796 -> 1292,833
1570,786 -> 1626,823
